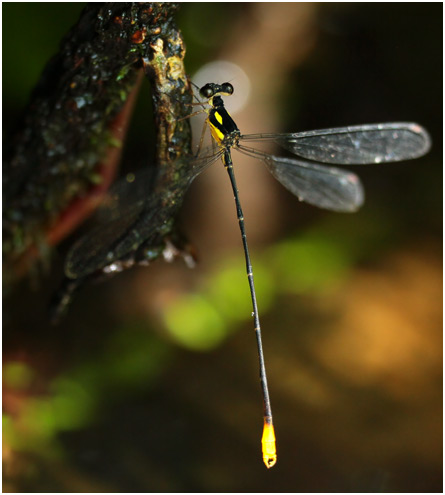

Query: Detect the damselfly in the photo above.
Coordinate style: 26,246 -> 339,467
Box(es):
54,80 -> 431,469
184,81 -> 430,468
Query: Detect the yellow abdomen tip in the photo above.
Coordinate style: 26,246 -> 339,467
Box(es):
261,422 -> 277,468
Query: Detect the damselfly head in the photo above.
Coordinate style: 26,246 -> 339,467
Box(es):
199,82 -> 234,99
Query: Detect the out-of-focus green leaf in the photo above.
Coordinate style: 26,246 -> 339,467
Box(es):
206,256 -> 276,323
163,294 -> 226,351
3,361 -> 34,390
269,236 -> 351,293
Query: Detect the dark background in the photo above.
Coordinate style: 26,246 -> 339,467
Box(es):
3,3 -> 442,492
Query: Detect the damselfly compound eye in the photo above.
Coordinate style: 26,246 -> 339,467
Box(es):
199,83 -> 215,98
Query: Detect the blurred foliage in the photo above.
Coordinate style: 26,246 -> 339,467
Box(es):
163,255 -> 275,351
3,2 -> 442,493
4,325 -> 171,459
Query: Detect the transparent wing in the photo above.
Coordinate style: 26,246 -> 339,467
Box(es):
236,146 -> 364,212
188,145 -> 225,174
65,197 -> 160,279
95,154 -> 213,223
240,122 -> 431,164
65,149 -> 223,279
95,167 -> 159,223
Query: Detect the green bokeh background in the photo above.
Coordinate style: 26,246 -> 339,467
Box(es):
3,3 -> 442,492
